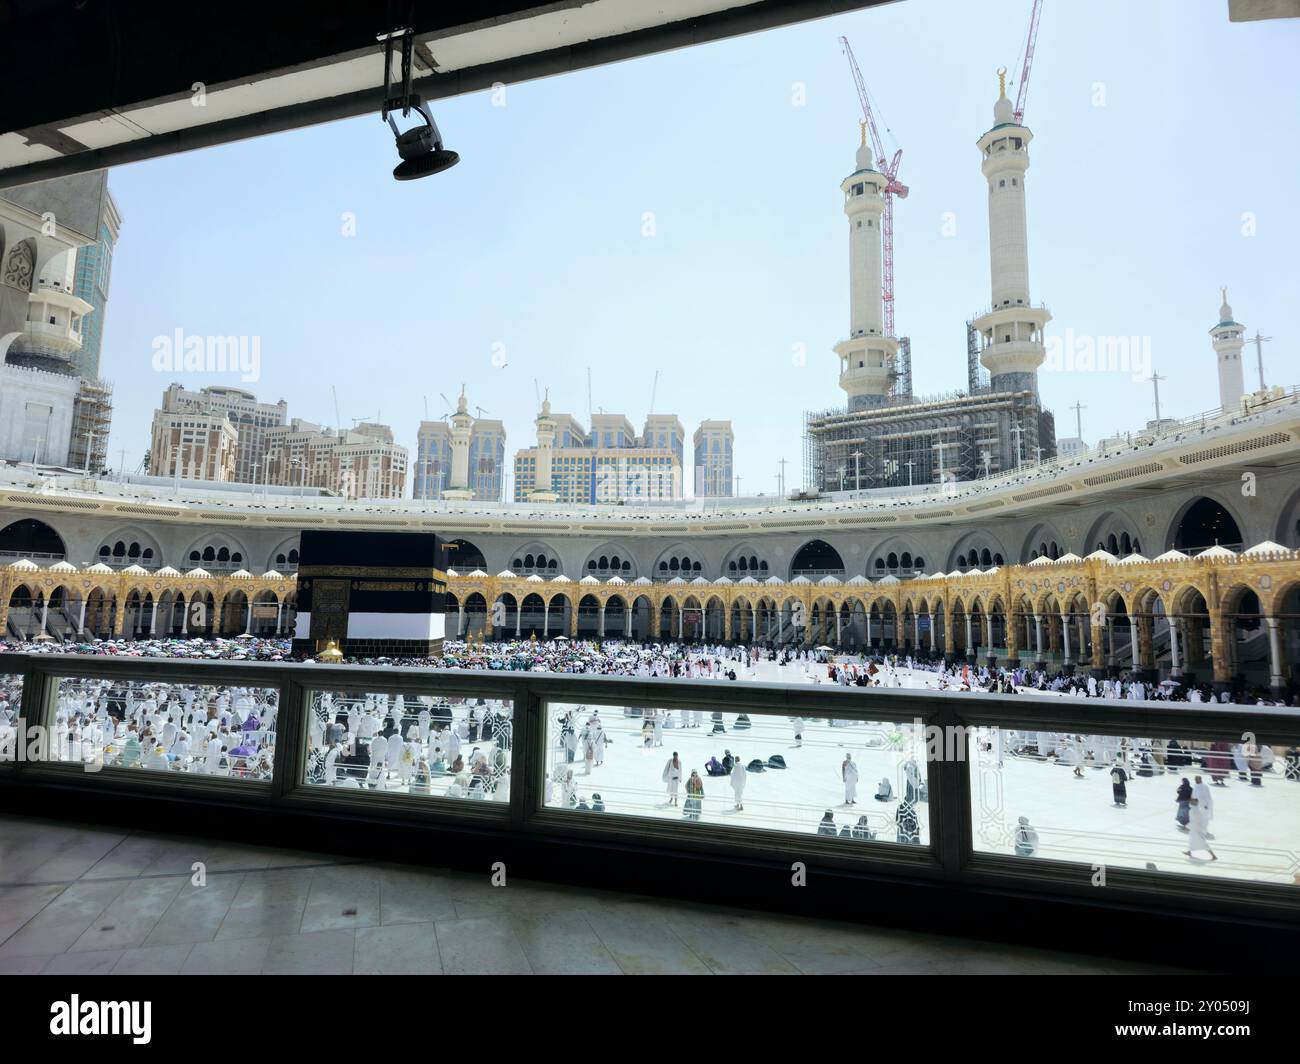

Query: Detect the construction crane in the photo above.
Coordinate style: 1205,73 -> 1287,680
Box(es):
838,35 -> 908,339
1011,0 -> 1044,125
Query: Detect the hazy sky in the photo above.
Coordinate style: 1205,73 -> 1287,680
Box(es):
97,0 -> 1299,496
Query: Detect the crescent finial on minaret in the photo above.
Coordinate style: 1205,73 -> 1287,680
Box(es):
997,67 -> 1008,99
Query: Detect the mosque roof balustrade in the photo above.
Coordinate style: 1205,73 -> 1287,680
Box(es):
3,550 -> 1299,629
0,388 -> 1298,538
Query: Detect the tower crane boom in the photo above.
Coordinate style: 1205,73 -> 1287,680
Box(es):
1013,0 -> 1044,125
839,36 -> 907,338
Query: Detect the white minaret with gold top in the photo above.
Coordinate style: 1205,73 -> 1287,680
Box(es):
442,386 -> 474,500
1210,288 -> 1246,411
971,69 -> 1051,394
529,393 -> 559,503
834,123 -> 898,410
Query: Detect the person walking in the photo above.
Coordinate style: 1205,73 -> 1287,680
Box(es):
662,752 -> 683,806
842,752 -> 860,806
684,770 -> 704,821
1175,777 -> 1193,831
1110,759 -> 1129,807
730,757 -> 746,810
1185,774 -> 1218,861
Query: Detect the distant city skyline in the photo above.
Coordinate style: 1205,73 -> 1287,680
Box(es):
94,0 -> 1299,495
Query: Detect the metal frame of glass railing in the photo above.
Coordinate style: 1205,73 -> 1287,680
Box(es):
2,652 -> 1298,923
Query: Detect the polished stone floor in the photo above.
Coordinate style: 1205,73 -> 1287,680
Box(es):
0,813 -> 1189,975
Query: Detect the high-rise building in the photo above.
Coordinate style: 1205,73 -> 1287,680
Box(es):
152,384 -> 287,484
693,420 -> 734,497
514,401 -> 683,503
148,408 -> 239,481
264,420 -> 407,499
413,389 -> 505,501
69,176 -> 122,383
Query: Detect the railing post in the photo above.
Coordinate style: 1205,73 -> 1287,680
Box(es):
927,701 -> 971,881
507,680 -> 539,831
270,673 -> 306,802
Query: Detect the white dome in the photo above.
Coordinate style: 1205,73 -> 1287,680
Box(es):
185,567 -> 211,578
1244,541 -> 1289,557
7,558 -> 40,571
1197,545 -> 1237,559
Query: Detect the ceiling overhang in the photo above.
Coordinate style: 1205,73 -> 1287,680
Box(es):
0,0 -> 895,190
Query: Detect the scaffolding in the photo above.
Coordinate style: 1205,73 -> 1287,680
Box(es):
966,320 -> 989,395
890,336 -> 913,403
68,378 -> 113,473
804,388 -> 1054,493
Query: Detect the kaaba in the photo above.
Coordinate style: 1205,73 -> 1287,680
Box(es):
291,530 -> 448,659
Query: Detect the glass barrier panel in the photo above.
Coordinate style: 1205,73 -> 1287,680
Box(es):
47,676 -> 278,780
541,702 -> 931,846
302,689 -> 513,806
0,673 -> 24,765
970,726 -> 1300,885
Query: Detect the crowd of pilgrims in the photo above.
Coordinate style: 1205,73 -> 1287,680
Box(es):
308,693 -> 511,798
4,636 -> 1296,851
2,634 -> 1292,706
0,676 -> 278,777
543,699 -> 932,842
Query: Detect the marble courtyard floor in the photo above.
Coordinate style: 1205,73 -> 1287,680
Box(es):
0,812 -> 1196,975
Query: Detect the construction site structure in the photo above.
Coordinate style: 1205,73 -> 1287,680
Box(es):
67,378 -> 113,473
804,390 -> 1054,492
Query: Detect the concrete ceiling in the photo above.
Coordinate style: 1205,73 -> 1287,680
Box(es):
0,0 -> 895,189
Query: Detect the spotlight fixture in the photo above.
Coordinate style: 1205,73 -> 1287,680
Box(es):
388,96 -> 459,181
380,26 -> 458,182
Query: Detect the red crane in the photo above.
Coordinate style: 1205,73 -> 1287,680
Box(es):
838,36 -> 908,339
1012,0 -> 1044,125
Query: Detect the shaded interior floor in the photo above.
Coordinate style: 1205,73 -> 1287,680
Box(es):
0,813 -> 1195,975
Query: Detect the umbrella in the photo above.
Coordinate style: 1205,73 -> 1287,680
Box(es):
815,645 -> 834,652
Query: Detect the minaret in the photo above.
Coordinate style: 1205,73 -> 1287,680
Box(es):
529,392 -> 559,503
1210,287 -> 1246,410
442,386 -> 474,500
971,69 -> 1051,395
833,123 -> 898,410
